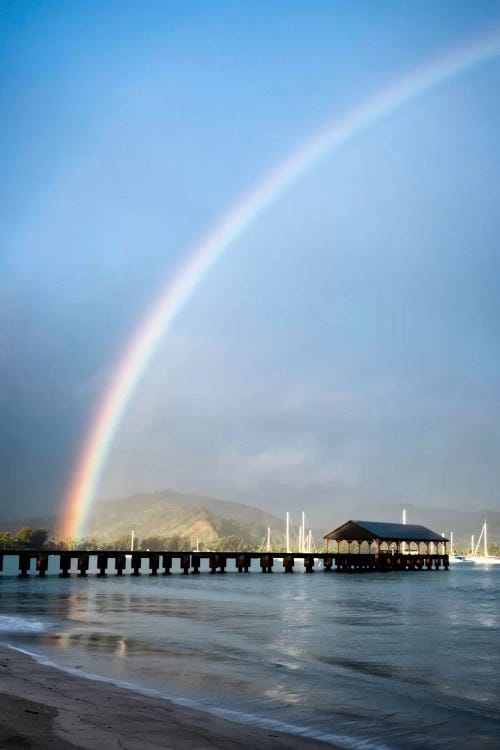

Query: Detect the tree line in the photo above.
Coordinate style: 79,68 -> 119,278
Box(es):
0,527 -> 55,550
4,527 -> 497,556
0,528 -> 264,552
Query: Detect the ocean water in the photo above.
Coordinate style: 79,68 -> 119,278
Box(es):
0,559 -> 498,750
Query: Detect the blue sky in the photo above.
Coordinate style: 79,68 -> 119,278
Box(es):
1,1 -> 500,522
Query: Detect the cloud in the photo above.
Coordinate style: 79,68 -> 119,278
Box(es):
92,329 -> 500,522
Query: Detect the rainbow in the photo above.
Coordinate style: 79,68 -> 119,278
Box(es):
59,28 -> 500,540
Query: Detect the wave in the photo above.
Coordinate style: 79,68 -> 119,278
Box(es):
4,642 -> 392,750
0,615 -> 48,633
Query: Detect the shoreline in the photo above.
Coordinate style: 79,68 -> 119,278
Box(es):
0,644 -> 340,750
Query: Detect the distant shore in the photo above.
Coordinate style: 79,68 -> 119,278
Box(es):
0,645 -> 335,750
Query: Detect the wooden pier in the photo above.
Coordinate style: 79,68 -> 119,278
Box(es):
0,519 -> 451,577
0,549 -> 449,576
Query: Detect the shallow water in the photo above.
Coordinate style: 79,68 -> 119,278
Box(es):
0,560 -> 498,750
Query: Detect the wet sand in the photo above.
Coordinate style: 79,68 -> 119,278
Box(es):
0,646 -> 335,749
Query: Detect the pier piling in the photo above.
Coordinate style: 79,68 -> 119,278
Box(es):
260,554 -> 273,573
304,555 -> 315,573
236,554 -> 247,572
97,554 -> 108,576
36,554 -> 48,577
78,555 -> 89,576
115,554 -> 126,576
162,554 -> 172,575
131,552 -> 141,576
181,554 -> 191,574
209,554 -> 226,574
59,553 -> 71,577
149,553 -> 159,575
18,553 -> 31,577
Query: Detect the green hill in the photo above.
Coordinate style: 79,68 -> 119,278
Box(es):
83,489 -> 285,549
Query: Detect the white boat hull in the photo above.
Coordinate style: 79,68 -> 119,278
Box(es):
473,557 -> 500,565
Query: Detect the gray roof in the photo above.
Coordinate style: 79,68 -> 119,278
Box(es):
324,520 -> 447,542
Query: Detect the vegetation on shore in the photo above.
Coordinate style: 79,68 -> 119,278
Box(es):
0,526 -> 286,552
2,526 -> 500,556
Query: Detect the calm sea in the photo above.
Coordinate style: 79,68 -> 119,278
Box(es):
0,558 -> 498,750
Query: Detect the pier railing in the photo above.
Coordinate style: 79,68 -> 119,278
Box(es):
0,550 -> 449,576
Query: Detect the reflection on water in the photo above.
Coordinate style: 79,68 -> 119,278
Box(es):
0,567 -> 498,750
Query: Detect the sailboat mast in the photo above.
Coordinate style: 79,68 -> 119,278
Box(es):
301,511 -> 305,553
471,534 -> 474,556
131,530 -> 135,552
401,509 -> 407,554
286,512 -> 290,554
484,522 -> 487,558
266,527 -> 271,552
474,524 -> 485,557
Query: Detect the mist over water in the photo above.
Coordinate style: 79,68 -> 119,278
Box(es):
0,564 -> 498,750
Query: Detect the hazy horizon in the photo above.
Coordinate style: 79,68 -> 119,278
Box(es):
2,485 -> 499,534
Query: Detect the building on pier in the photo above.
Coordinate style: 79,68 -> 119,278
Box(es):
323,520 -> 448,555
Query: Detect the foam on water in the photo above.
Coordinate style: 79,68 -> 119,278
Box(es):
4,643 -> 391,750
0,615 -> 47,633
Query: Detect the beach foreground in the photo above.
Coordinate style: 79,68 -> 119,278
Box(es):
0,646 -> 332,750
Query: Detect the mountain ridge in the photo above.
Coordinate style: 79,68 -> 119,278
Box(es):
1,489 -> 499,548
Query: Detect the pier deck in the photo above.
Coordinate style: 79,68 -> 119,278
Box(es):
0,550 -> 449,576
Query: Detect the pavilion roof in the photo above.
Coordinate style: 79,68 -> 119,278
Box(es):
323,520 -> 447,543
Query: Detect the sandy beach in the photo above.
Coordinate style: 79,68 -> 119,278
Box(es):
0,645 -> 333,750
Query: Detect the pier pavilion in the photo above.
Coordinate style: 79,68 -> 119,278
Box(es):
323,520 -> 448,571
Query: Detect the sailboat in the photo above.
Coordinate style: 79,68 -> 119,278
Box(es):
283,511 -> 316,563
466,522 -> 500,565
448,531 -> 466,563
